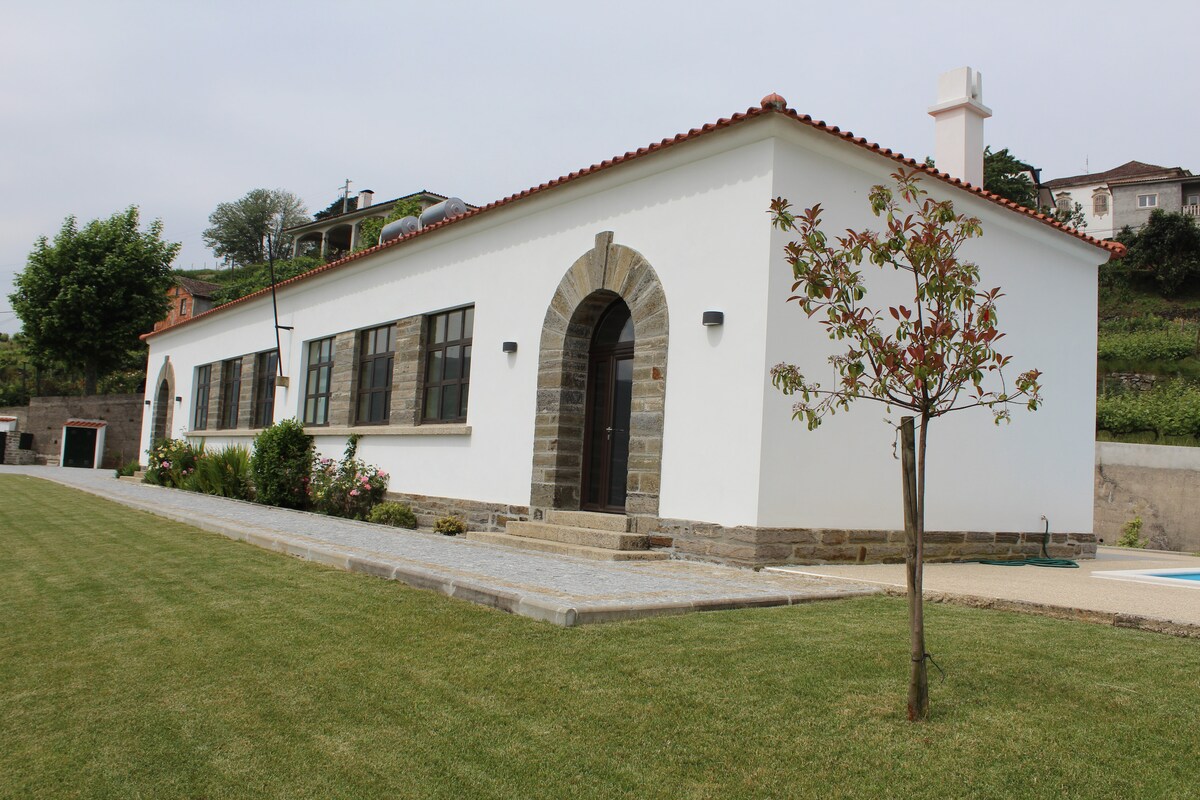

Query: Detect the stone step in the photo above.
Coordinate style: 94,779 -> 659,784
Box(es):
506,520 -> 648,550
465,530 -> 668,561
543,509 -> 631,532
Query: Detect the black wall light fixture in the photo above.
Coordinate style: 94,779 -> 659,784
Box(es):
502,341 -> 518,353
144,400 -> 151,406
175,396 -> 182,403
702,311 -> 724,326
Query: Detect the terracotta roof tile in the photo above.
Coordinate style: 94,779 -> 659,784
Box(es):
64,419 -> 107,429
1043,160 -> 1188,189
146,99 -> 1122,340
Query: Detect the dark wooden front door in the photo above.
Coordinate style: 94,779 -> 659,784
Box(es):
581,301 -> 634,512
63,427 -> 97,469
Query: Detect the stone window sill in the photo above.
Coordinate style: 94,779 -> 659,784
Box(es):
185,424 -> 471,438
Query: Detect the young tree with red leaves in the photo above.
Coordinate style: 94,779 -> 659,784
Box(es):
769,169 -> 1043,721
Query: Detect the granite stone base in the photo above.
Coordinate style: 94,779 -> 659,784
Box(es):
384,490 -> 529,532
653,518 -> 1097,567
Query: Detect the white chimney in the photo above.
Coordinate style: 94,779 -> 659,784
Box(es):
358,189 -> 374,209
927,67 -> 992,187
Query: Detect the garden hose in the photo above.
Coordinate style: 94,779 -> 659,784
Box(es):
957,516 -> 1079,569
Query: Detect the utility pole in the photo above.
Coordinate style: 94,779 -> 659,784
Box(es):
339,178 -> 353,214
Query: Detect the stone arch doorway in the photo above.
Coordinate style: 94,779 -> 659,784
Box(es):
152,380 -> 170,443
530,232 -> 668,522
149,358 -> 175,449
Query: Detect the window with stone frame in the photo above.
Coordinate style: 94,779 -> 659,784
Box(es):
1055,193 -> 1073,213
218,357 -> 243,429
193,364 -> 211,430
1093,192 -> 1109,215
252,350 -> 278,428
356,325 -> 394,424
423,306 -> 473,423
303,337 -> 334,426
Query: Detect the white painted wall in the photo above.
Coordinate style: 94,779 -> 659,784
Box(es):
1050,181 -> 1113,239
143,124 -> 777,525
143,113 -> 1110,535
757,122 -> 1106,534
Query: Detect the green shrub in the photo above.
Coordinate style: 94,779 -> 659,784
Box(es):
1097,380 -> 1200,438
251,419 -> 312,509
434,515 -> 467,536
1097,329 -> 1195,363
116,459 -> 141,478
144,439 -> 202,488
368,501 -> 418,529
309,435 -> 390,520
1117,516 -> 1147,548
182,445 -> 252,500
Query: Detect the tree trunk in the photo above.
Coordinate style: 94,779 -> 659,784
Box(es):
901,415 -> 930,721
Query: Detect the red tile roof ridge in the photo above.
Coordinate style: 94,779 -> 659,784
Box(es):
64,419 -> 107,428
145,100 -> 1122,340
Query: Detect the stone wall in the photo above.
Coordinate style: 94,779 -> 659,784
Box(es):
10,395 -> 144,468
653,518 -> 1095,567
2,430 -> 37,465
383,490 -> 529,532
1095,441 -> 1200,552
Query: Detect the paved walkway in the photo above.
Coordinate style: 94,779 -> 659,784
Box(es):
771,547 -> 1200,637
1,465 -> 875,626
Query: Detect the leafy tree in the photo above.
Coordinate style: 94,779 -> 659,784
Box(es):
202,189 -> 308,268
354,198 -> 426,254
313,194 -> 358,221
10,207 -> 179,394
769,169 -> 1042,721
982,146 -> 1038,207
924,147 -> 1038,208
1117,210 -> 1200,297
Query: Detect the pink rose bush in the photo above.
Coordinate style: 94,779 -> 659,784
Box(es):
308,434 -> 389,520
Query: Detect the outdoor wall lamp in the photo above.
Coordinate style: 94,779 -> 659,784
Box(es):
502,341 -> 518,353
175,396 -> 182,403
144,400 -> 151,406
702,311 -> 724,326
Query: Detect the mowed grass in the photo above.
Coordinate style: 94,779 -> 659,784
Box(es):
1,475 -> 1198,799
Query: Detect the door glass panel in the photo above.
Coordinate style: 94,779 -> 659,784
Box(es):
427,350 -> 442,383
585,360 -> 610,507
463,307 -> 474,339
607,357 -> 633,507
424,386 -> 440,419
447,310 -> 462,341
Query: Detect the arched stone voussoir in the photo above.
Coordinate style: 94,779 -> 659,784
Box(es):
530,234 -> 669,520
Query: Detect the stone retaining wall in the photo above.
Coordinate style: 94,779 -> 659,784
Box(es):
1095,441 -> 1200,552
653,518 -> 1096,567
384,491 -> 529,532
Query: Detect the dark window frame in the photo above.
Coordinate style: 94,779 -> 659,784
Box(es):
422,305 -> 474,424
179,296 -> 189,316
303,337 -> 335,426
192,364 -> 211,430
218,357 -> 242,429
356,325 -> 394,425
252,350 -> 278,429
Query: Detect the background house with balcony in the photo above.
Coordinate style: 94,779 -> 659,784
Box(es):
1040,161 -> 1200,239
285,190 -> 453,261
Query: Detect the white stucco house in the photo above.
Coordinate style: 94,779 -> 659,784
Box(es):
141,69 -> 1119,566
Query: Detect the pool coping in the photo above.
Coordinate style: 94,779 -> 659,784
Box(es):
1092,568 -> 1200,589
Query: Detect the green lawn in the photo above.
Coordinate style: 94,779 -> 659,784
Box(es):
1,474 -> 1198,799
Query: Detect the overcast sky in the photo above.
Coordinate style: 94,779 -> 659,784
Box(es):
1,0 -> 1194,334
